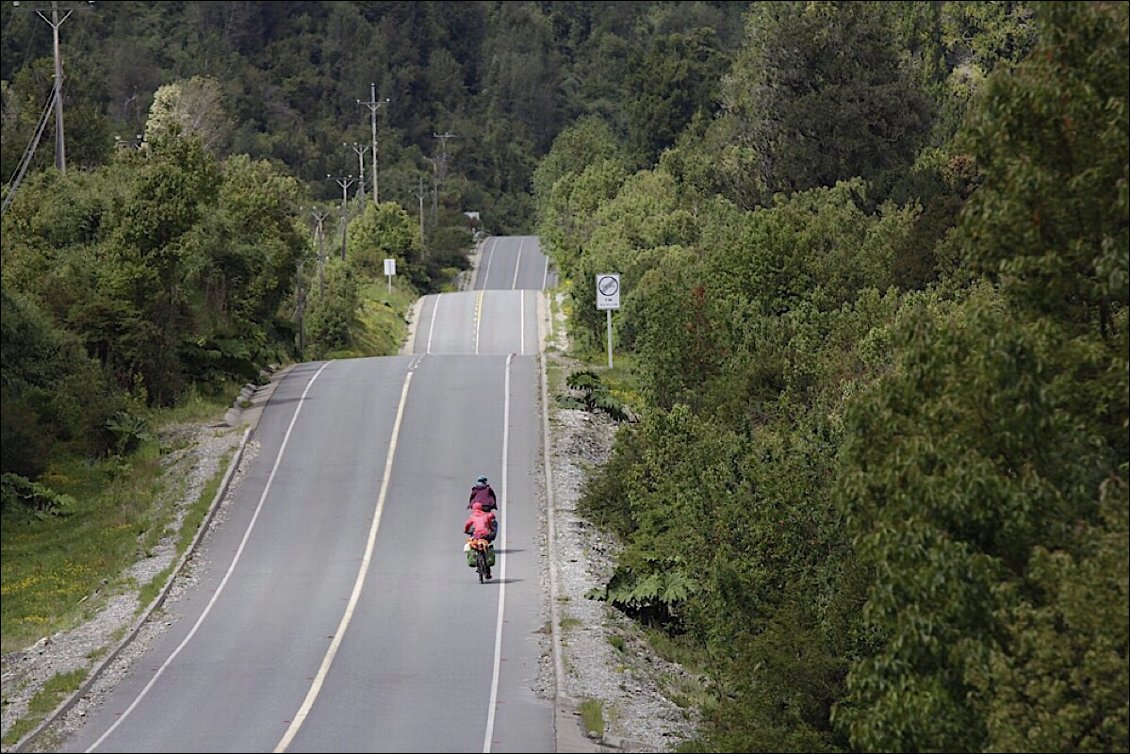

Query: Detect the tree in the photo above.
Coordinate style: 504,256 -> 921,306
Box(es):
1,284 -> 126,477
722,1 -> 933,203
624,27 -> 727,167
303,259 -> 359,359
345,200 -> 422,285
145,76 -> 233,155
481,1 -> 564,154
955,0 -> 1129,338
835,5 -> 1129,749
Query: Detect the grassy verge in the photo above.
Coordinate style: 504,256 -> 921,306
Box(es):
1,274 -> 420,658
0,379 -> 246,746
0,386 -> 235,656
579,698 -> 605,739
323,278 -> 416,360
1,669 -> 88,746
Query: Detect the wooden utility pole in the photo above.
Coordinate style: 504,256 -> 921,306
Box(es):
347,142 -> 367,199
14,1 -> 94,173
414,174 -> 426,249
357,84 -> 389,204
328,174 -> 355,260
310,208 -> 330,298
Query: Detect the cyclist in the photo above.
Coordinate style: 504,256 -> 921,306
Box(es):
468,475 -> 498,511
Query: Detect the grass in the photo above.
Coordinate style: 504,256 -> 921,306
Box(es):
3,449 -> 158,653
0,388 -> 235,655
559,615 -> 583,631
579,698 -> 605,739
324,278 -> 416,359
640,625 -> 714,713
0,668 -> 88,747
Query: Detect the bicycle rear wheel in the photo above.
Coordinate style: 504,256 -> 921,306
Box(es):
476,549 -> 487,583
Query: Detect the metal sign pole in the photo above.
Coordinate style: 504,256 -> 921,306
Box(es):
607,309 -> 613,369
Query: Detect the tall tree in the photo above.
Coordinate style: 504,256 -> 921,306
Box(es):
955,0 -> 1128,337
623,27 -> 727,167
835,3 -> 1129,750
722,0 -> 933,203
145,75 -> 233,155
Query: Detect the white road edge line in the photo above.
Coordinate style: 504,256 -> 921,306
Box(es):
426,292 -> 441,354
475,289 -> 484,354
482,352 -> 513,752
481,236 -> 496,288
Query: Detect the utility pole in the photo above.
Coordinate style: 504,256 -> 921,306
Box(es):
310,208 -> 330,298
433,130 -> 457,167
414,174 -> 426,250
431,131 -> 456,222
347,142 -> 367,200
357,84 -> 389,204
295,258 -> 306,357
15,1 -> 93,173
424,156 -> 438,223
328,174 -> 355,261
433,130 -> 457,186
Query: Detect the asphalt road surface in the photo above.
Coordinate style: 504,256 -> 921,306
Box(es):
57,236 -> 558,753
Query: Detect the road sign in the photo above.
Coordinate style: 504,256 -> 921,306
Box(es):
384,258 -> 396,276
596,273 -> 620,310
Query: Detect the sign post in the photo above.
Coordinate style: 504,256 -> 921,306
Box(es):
596,273 -> 620,369
384,258 -> 396,293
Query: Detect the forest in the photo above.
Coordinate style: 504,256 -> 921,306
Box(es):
2,2 -> 1127,751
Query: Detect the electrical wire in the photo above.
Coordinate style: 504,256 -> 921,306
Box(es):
1,84 -> 56,215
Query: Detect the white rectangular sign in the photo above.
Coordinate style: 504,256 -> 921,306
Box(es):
596,273 -> 620,310
384,258 -> 396,276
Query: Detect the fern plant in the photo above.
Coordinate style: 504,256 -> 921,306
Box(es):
556,369 -> 631,422
587,559 -> 697,630
1,473 -> 75,521
105,410 -> 152,457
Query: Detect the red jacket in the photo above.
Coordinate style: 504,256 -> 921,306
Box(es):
464,506 -> 497,540
468,483 -> 498,511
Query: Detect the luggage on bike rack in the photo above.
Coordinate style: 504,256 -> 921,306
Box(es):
465,539 -> 495,567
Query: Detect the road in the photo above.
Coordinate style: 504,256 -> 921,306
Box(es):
57,235 -> 559,753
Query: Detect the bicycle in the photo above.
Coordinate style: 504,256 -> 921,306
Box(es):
467,537 -> 494,583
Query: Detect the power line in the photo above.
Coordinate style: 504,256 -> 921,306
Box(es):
1,86 -> 56,215
11,1 -> 96,174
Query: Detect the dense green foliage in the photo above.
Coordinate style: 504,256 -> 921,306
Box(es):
2,1 -> 1127,751
2,1 -> 751,501
537,1 -> 1127,751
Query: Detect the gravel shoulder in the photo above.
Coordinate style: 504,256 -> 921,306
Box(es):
2,288 -> 700,753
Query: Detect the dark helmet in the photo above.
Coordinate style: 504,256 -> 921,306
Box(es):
476,475 -> 488,484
